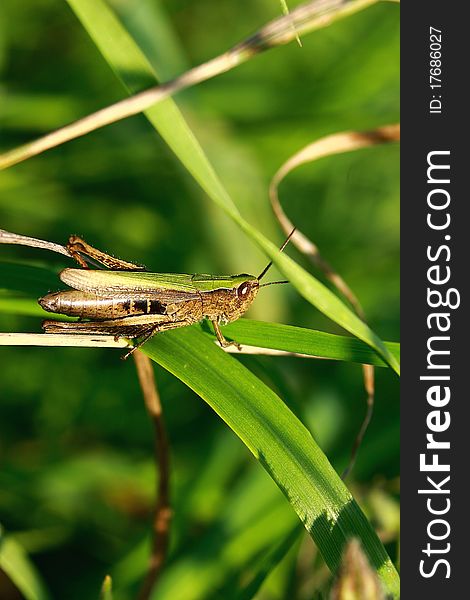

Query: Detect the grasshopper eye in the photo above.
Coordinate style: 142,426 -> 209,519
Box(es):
237,282 -> 251,299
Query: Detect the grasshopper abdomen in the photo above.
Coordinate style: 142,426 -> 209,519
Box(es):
39,290 -> 167,320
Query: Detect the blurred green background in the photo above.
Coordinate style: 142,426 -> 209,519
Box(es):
0,1 -> 399,598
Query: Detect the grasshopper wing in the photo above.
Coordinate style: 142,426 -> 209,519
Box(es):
59,269 -> 201,301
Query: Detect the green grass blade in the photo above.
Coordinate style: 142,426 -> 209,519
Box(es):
279,0 -> 302,46
99,575 -> 113,600
234,526 -> 302,600
0,529 -> 51,600
141,328 -> 399,596
0,297 -> 48,318
210,319 -> 400,367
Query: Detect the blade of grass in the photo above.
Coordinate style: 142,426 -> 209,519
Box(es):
211,319 -> 400,367
226,219 -> 400,374
140,328 -> 399,596
0,529 -> 51,600
279,0 -> 303,47
269,124 -> 400,321
234,526 -> 303,600
99,576 -> 113,600
0,262 -> 60,296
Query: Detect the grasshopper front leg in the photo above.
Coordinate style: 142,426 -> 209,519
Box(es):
66,235 -> 146,271
211,320 -> 242,351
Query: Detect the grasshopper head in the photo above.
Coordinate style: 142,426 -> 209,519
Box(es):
215,275 -> 259,324
222,271 -> 288,324
235,276 -> 260,308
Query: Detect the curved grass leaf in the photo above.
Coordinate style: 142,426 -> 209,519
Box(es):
0,529 -> 51,600
64,0 -> 399,374
141,328 -> 400,597
99,575 -> 113,600
234,526 -> 302,600
220,217 -> 400,375
210,319 -> 400,367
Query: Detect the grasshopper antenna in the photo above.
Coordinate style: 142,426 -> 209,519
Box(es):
259,280 -> 289,288
257,228 -> 296,282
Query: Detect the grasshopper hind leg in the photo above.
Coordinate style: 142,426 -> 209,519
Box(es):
42,319 -> 149,338
120,325 -> 161,360
42,316 -> 191,359
66,235 -> 146,270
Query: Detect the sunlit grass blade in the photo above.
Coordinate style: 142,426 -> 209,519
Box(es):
211,319 -> 400,367
141,328 -> 400,596
0,529 -> 51,600
99,575 -> 113,600
235,526 -> 302,600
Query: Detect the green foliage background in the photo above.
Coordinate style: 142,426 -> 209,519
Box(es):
0,1 -> 399,598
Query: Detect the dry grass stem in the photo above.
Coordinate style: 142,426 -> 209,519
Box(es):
269,124 -> 400,318
0,332 -> 128,348
133,351 -> 171,600
0,0 -> 387,170
269,124 -> 400,477
0,228 -> 72,259
222,343 -> 327,360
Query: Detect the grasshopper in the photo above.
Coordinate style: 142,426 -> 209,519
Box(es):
39,233 -> 292,358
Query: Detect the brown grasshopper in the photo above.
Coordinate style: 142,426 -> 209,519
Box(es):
39,233 -> 292,358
